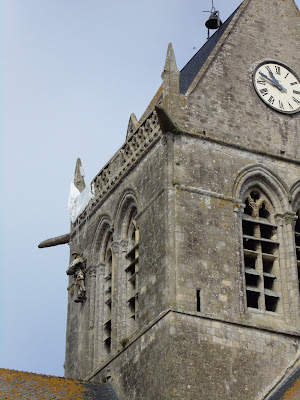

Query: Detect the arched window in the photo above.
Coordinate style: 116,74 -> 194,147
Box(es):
242,189 -> 280,312
124,206 -> 139,333
96,224 -> 114,355
295,210 -> 300,292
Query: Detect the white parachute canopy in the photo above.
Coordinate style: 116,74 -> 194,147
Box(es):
68,182 -> 95,223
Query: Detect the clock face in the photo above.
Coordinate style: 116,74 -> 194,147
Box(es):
253,61 -> 300,114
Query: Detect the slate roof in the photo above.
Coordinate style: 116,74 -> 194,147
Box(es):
267,364 -> 300,400
179,4 -> 241,94
0,369 -> 118,400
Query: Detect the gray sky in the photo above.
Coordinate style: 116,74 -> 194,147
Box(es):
2,0 -> 300,377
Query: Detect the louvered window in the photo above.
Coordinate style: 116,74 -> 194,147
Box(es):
104,245 -> 113,354
242,190 -> 280,312
126,218 -> 139,330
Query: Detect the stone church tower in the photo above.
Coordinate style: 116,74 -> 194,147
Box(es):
40,0 -> 300,398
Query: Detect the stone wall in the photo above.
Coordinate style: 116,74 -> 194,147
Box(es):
179,0 -> 300,160
90,311 -> 299,400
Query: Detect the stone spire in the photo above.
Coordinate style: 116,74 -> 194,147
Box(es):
161,42 -> 180,120
74,158 -> 86,193
126,113 -> 139,139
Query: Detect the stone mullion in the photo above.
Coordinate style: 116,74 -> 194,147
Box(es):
274,214 -> 287,317
234,203 -> 246,315
256,236 -> 265,311
280,213 -> 298,323
112,240 -> 128,350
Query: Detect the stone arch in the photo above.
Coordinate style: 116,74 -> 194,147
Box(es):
114,189 -> 139,335
114,189 -> 138,240
291,180 -> 300,212
232,164 -> 290,214
91,215 -> 113,265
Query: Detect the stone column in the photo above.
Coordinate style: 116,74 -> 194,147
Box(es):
234,202 -> 246,316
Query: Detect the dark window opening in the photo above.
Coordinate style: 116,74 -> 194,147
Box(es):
243,238 -> 257,251
244,199 -> 253,216
263,275 -> 275,290
260,224 -> 275,239
295,232 -> 300,247
245,273 -> 260,287
250,191 -> 260,201
261,241 -> 276,254
128,297 -> 136,315
246,290 -> 259,309
242,220 -> 254,236
263,260 -> 274,273
196,290 -> 201,312
104,337 -> 111,353
265,295 -> 279,312
244,256 -> 256,269
259,203 -> 270,220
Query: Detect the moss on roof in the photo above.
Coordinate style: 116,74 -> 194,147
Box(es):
0,368 -> 117,400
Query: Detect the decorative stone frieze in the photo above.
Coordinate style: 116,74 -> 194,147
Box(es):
73,110 -> 161,229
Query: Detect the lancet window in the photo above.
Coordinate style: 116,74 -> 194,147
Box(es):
242,190 -> 280,312
103,232 -> 113,354
295,211 -> 300,292
125,208 -> 139,333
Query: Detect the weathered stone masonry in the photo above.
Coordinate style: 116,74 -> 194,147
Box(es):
58,0 -> 300,399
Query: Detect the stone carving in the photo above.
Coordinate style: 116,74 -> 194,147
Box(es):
67,253 -> 87,303
247,192 -> 266,238
284,213 -> 298,226
247,192 -> 264,219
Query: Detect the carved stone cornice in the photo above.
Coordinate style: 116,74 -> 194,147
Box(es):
70,109 -> 162,233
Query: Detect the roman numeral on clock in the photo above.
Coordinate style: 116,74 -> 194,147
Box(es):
291,82 -> 298,86
278,100 -> 284,110
257,80 -> 266,85
268,96 -> 275,105
288,102 -> 294,110
293,90 -> 300,95
266,66 -> 272,74
275,66 -> 281,75
260,88 -> 268,96
292,97 -> 300,105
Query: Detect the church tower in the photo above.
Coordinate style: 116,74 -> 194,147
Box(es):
40,0 -> 300,398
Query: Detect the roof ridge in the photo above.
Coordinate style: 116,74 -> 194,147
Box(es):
180,0 -> 250,95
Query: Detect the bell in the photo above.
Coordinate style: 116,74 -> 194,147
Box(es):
205,12 -> 222,30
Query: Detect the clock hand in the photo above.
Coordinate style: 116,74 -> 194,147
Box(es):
259,72 -> 278,85
259,72 -> 287,93
267,69 -> 277,82
267,69 -> 287,93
